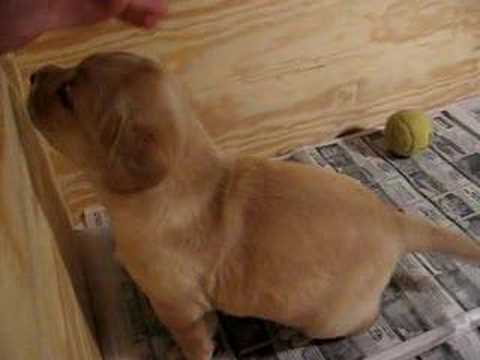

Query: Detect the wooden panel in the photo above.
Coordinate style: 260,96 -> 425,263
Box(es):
0,57 -> 101,359
10,0 -> 480,215
13,0 -> 480,157
47,151 -> 99,223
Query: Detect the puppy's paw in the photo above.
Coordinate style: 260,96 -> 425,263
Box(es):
166,343 -> 215,360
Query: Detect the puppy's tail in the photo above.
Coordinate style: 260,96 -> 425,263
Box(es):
399,214 -> 480,263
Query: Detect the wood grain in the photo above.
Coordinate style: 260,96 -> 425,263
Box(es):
10,0 -> 480,220
13,0 -> 480,158
0,57 -> 101,359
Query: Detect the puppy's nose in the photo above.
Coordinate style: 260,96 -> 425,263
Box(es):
29,72 -> 38,84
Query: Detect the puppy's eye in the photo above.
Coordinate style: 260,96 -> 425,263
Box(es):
56,82 -> 74,111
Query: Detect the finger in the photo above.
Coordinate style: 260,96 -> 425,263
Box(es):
143,13 -> 164,28
129,0 -> 168,15
119,6 -> 166,28
119,7 -> 149,27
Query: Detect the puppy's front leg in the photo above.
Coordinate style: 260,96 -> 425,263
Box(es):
152,300 -> 216,360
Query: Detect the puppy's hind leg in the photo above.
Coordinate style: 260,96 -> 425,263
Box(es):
303,299 -> 381,340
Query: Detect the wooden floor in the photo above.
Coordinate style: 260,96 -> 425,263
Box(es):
11,0 -> 480,217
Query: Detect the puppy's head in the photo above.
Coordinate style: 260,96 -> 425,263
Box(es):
29,52 -> 182,193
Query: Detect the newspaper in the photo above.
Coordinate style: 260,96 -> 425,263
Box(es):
75,96 -> 480,360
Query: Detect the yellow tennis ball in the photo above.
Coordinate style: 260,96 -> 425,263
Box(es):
385,110 -> 432,157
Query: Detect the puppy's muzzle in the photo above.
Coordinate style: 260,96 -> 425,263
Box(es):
30,65 -> 63,85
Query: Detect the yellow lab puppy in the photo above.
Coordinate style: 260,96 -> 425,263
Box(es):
28,52 -> 480,360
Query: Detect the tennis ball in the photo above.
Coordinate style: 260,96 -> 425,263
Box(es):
385,110 -> 432,157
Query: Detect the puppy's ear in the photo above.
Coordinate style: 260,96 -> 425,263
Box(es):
100,104 -> 167,193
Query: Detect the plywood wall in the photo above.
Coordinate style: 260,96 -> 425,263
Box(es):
14,0 -> 480,158
10,0 -> 480,218
0,58 -> 101,359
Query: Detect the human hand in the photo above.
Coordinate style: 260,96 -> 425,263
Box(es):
0,0 -> 168,53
